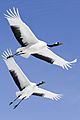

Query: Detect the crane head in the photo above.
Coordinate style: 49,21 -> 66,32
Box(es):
47,42 -> 63,48
36,81 -> 45,86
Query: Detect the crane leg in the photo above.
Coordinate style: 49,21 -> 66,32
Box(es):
9,94 -> 21,106
13,96 -> 26,109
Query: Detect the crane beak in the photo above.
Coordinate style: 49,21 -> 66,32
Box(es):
53,42 -> 63,46
57,42 -> 63,46
36,81 -> 45,86
47,42 -> 63,48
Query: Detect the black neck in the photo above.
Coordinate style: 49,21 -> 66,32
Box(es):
36,81 -> 45,86
47,42 -> 63,48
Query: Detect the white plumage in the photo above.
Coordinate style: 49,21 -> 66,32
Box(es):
4,8 -> 77,70
4,7 -> 39,45
2,49 -> 62,109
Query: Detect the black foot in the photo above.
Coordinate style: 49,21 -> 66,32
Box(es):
7,55 -> 13,59
13,104 -> 18,109
9,102 -> 13,106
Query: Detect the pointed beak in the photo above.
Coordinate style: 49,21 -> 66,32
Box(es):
36,81 -> 45,86
47,42 -> 63,48
58,42 -> 63,46
52,42 -> 63,47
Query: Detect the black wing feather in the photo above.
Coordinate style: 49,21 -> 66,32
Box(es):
9,70 -> 25,91
11,26 -> 28,47
32,54 -> 54,64
32,93 -> 44,97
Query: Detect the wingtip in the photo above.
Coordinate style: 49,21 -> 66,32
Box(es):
51,93 -> 63,101
72,59 -> 77,63
62,58 -> 77,70
4,7 -> 20,19
2,49 -> 13,60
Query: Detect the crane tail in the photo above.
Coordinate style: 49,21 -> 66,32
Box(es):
16,91 -> 22,98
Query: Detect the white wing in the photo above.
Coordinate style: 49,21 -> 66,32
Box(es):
33,87 -> 62,101
4,8 -> 39,47
32,48 -> 77,70
2,49 -> 31,90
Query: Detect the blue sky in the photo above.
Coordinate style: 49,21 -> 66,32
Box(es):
0,0 -> 80,120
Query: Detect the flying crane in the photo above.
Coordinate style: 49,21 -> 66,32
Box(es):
4,8 -> 77,70
2,49 -> 62,109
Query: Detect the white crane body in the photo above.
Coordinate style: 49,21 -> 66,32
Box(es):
2,49 -> 62,109
4,8 -> 77,70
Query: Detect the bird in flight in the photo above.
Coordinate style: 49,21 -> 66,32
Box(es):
4,8 -> 77,70
2,49 -> 62,109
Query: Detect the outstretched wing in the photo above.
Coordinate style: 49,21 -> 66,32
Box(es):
32,48 -> 77,70
2,49 -> 31,91
4,8 -> 38,47
33,87 -> 62,101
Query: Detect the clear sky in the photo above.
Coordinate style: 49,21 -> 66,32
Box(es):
0,0 -> 80,120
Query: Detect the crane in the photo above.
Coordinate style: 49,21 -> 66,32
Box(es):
2,49 -> 62,109
4,8 -> 77,70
